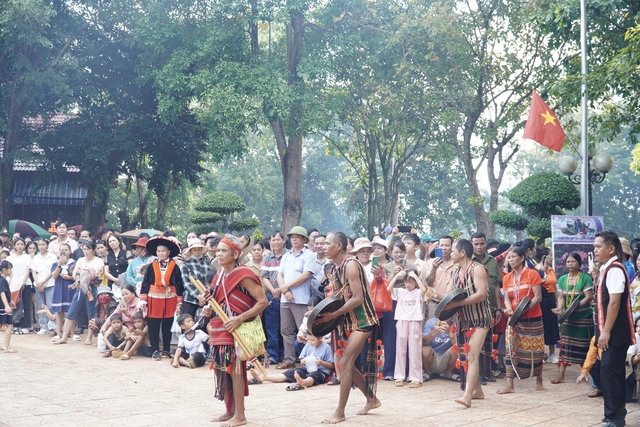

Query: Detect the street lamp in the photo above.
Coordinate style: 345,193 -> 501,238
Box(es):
558,148 -> 614,216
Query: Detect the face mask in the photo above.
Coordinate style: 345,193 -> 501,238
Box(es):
98,295 -> 111,305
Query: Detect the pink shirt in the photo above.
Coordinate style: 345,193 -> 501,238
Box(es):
393,288 -> 424,321
102,297 -> 140,331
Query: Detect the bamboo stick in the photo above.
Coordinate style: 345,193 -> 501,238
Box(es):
189,277 -> 266,375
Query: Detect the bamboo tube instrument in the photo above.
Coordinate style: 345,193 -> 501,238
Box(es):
189,277 -> 266,375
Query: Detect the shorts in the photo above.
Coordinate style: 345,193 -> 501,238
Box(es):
137,345 -> 154,357
431,348 -> 454,375
283,367 -> 329,386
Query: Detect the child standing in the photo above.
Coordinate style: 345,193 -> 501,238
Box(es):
138,236 -> 184,360
1,261 -> 17,352
249,334 -> 334,390
172,313 -> 208,368
120,311 -> 152,360
387,268 -> 426,388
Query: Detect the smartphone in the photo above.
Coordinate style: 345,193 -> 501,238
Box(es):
400,258 -> 408,269
588,252 -> 594,268
397,225 -> 412,233
434,247 -> 443,260
371,256 -> 379,268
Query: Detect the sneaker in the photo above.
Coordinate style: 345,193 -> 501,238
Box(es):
547,354 -> 559,364
152,350 -> 161,361
21,328 -> 30,334
36,329 -> 48,335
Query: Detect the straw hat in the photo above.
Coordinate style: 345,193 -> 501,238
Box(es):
183,238 -> 206,257
620,238 -> 632,256
349,237 -> 373,255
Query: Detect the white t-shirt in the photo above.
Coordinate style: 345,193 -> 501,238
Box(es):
393,288 -> 425,321
178,330 -> 209,355
7,253 -> 32,292
74,256 -> 105,281
599,256 -> 626,294
30,252 -> 57,289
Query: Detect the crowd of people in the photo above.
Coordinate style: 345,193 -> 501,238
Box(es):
1,223 -> 639,426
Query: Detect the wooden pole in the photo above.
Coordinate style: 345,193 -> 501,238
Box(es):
188,277 -> 266,375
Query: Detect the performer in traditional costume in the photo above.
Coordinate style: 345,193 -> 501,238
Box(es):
320,231 -> 380,425
550,252 -> 593,384
443,239 -> 492,408
207,235 -> 267,427
498,246 -> 545,394
138,236 -> 184,360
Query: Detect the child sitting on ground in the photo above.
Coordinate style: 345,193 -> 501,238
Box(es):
102,313 -> 128,358
120,311 -> 152,360
172,313 -> 208,369
250,333 -> 334,391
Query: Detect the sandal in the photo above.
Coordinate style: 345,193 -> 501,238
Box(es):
285,384 -> 304,391
444,373 -> 460,382
248,377 -> 261,385
120,354 -> 131,360
3,347 -> 17,353
72,335 -> 82,341
588,389 -> 603,398
395,380 -> 404,387
327,377 -> 340,386
422,372 -> 432,382
408,380 -> 422,388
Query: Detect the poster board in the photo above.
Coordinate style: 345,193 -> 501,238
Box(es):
551,215 -> 604,277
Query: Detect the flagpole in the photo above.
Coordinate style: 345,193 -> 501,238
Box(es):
580,0 -> 589,216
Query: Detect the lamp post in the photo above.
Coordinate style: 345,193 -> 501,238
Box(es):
558,148 -> 614,216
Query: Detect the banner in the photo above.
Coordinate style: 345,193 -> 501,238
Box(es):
551,215 -> 604,277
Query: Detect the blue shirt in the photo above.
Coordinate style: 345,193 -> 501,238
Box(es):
299,341 -> 333,374
279,248 -> 315,305
126,255 -> 152,287
422,318 -> 452,355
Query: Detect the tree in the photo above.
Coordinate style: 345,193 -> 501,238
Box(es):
395,0 -> 567,236
0,0 -> 79,228
492,172 -> 580,239
192,191 -> 258,234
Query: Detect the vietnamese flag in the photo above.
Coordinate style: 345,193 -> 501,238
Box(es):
523,89 -> 565,152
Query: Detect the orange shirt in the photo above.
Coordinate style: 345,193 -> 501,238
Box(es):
503,267 -> 543,319
542,267 -> 557,294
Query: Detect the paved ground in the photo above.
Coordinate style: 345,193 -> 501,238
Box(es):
1,333 -> 639,427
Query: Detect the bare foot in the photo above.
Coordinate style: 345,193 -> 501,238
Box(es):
497,387 -> 515,394
322,411 -> 346,424
550,378 -> 564,384
471,392 -> 485,400
220,415 -> 246,427
211,412 -> 233,423
53,340 -> 67,345
294,371 -> 306,387
356,398 -> 381,415
454,398 -> 471,408
249,368 -> 264,384
84,339 -> 92,345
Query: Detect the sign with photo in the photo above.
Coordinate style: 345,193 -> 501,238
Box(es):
551,215 -> 604,276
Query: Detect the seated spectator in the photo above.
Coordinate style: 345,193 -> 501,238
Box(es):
87,286 -> 118,347
422,318 -> 458,382
120,311 -> 152,360
249,333 -> 334,391
172,313 -> 208,369
576,336 -> 602,398
100,285 -> 139,332
626,317 -> 640,402
102,313 -> 128,358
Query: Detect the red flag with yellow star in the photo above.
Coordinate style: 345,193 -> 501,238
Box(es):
523,89 -> 565,152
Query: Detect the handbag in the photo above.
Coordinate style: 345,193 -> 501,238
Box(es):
234,316 -> 266,361
370,275 -> 393,312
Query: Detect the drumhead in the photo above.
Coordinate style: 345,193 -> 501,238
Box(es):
435,288 -> 468,321
558,297 -> 581,324
307,296 -> 345,337
508,296 -> 531,327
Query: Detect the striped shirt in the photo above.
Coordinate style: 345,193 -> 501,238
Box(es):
260,251 -> 284,289
335,258 -> 378,332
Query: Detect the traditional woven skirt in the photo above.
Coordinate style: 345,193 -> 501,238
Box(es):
505,316 -> 544,379
212,345 -> 249,402
559,317 -> 594,365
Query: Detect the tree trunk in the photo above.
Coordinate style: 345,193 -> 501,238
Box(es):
83,180 -> 96,229
155,178 -> 177,231
136,176 -> 149,228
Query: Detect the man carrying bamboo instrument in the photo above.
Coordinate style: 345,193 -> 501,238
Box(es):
206,234 -> 268,427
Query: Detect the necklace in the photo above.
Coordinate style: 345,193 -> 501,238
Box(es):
512,267 -> 526,306
565,272 -> 580,308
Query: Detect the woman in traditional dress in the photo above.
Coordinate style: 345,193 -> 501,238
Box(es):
207,235 -> 268,427
550,252 -> 593,384
497,246 -> 545,394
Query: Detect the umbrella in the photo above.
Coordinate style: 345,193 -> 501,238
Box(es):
8,219 -> 52,239
119,228 -> 161,239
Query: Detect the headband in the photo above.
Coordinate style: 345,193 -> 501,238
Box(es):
495,252 -> 508,261
220,237 -> 242,256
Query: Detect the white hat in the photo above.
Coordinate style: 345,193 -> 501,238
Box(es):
349,237 -> 373,255
183,238 -> 206,257
371,236 -> 388,250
